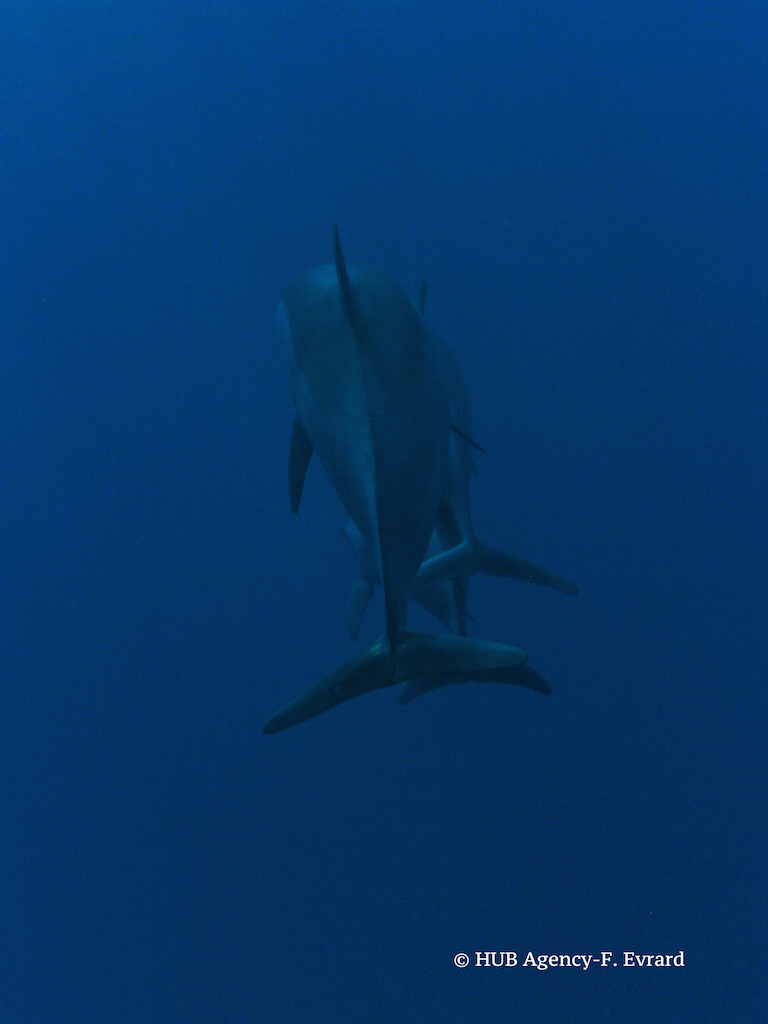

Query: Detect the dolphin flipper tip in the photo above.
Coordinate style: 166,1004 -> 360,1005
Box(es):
476,542 -> 578,596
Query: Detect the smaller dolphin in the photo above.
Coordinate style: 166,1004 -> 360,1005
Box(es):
338,286 -> 577,647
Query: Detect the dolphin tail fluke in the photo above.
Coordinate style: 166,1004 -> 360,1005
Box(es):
263,632 -> 537,733
262,639 -> 393,734
413,538 -> 578,596
399,662 -> 551,704
393,631 -> 528,680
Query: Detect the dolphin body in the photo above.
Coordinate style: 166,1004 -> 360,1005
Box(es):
340,298 -> 475,643
341,288 -> 577,645
263,230 -> 548,733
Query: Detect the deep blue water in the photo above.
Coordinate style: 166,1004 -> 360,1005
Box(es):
2,2 -> 766,1021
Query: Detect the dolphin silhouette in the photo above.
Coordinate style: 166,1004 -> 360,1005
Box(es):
263,230 -> 547,733
338,292 -> 474,642
336,285 -> 576,705
340,285 -> 577,645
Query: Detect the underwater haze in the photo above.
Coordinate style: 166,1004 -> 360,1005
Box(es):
1,1 -> 766,1021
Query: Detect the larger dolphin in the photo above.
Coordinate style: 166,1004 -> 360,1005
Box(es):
263,230 -> 547,733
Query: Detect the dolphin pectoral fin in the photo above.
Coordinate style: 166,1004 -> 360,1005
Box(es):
413,538 -> 578,597
412,539 -> 475,590
262,639 -> 394,734
398,662 -> 551,703
473,542 -> 579,595
346,574 -> 375,640
288,417 -> 313,514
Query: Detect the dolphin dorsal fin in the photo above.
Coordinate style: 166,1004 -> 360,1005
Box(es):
334,226 -> 366,340
288,416 -> 313,514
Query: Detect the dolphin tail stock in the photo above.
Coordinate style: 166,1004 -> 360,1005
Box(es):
398,663 -> 552,704
412,538 -> 578,597
262,632 -> 533,733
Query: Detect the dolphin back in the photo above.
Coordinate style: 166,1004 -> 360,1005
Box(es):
333,231 -> 450,638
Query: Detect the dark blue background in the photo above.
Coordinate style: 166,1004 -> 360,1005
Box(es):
2,2 -> 765,1020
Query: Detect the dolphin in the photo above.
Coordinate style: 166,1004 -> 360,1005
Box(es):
337,298 -> 577,706
263,230 -> 547,733
339,287 -> 474,642
339,287 -> 577,646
